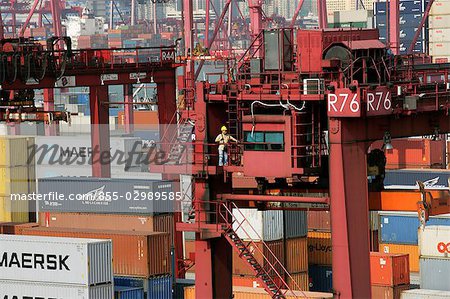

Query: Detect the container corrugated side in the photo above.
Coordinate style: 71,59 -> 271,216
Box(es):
308,265 -> 332,292
0,234 -> 112,285
371,285 -> 410,299
0,137 -> 31,167
174,279 -> 195,299
287,272 -> 309,291
429,15 -> 450,29
184,286 -> 333,299
401,289 -> 450,299
307,231 -> 332,265
285,210 -> 307,238
420,257 -> 450,291
429,28 -> 450,42
369,252 -> 410,286
114,275 -> 173,298
0,166 -> 31,196
286,237 -> 308,273
21,227 -> 170,277
233,209 -> 283,241
379,243 -> 419,273
262,210 -> 283,241
0,280 -> 113,298
430,1 -> 450,16
429,42 -> 450,56
307,211 -> 331,232
419,226 -> 450,258
115,286 -> 145,299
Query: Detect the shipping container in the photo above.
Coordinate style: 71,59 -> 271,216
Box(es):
174,279 -> 195,299
379,243 -> 420,273
0,137 -> 33,167
307,231 -> 332,265
287,272 -> 309,291
0,196 -> 29,222
429,15 -> 450,28
232,209 -> 283,241
232,275 -> 262,288
285,210 -> 307,238
184,285 -> 333,299
380,212 -> 450,244
430,0 -> 450,15
308,265 -> 333,292
21,227 -> 171,277
286,237 -> 308,273
419,225 -> 450,258
0,221 -> 38,234
370,252 -> 410,286
38,177 -> 179,214
429,28 -> 450,42
0,234 -> 112,285
372,285 -> 410,299
114,275 -> 172,299
115,286 -> 145,299
0,166 -> 32,196
384,169 -> 450,190
307,211 -> 331,232
0,280 -> 113,298
420,257 -> 450,291
401,289 -> 450,299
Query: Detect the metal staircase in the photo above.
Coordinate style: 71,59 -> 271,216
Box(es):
218,202 -> 304,299
166,118 -> 194,164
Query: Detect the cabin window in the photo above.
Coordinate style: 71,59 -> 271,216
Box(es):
244,131 -> 284,151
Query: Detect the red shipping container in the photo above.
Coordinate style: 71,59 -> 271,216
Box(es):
307,211 -> 331,231
371,285 -> 410,299
370,252 -> 410,286
370,138 -> 445,169
21,227 -> 170,277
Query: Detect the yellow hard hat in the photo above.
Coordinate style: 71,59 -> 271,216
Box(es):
221,126 -> 227,131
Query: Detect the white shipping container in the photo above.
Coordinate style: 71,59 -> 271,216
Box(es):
429,15 -> 450,28
401,289 -> 450,299
232,209 -> 283,241
433,56 -> 450,63
429,42 -> 450,56
429,28 -> 450,42
0,280 -> 113,299
0,235 -> 113,286
419,226 -> 450,258
430,0 -> 450,16
59,115 -> 117,134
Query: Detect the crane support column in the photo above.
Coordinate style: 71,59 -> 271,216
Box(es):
155,69 -> 177,146
124,84 -> 134,134
90,85 -> 111,178
329,119 -> 371,299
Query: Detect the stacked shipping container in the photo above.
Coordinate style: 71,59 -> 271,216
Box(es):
0,234 -> 113,296
0,137 -> 36,222
374,0 -> 429,54
429,0 -> 450,62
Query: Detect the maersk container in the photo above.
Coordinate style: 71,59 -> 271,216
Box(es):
401,289 -> 450,299
0,280 -> 113,298
419,226 -> 450,258
232,209 -> 283,241
38,177 -> 179,214
115,286 -> 145,299
380,212 -> 450,244
375,0 -> 426,15
308,265 -> 333,292
0,234 -> 113,286
420,257 -> 450,291
285,210 -> 307,239
114,275 -> 172,298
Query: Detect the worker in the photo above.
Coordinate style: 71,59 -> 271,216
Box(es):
215,126 -> 237,166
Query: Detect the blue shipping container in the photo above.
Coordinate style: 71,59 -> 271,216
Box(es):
115,286 -> 145,299
114,276 -> 173,299
380,213 -> 450,244
384,170 -> 450,190
309,265 -> 333,292
374,0 -> 426,15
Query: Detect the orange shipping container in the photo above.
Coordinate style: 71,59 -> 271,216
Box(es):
379,243 -> 419,273
232,275 -> 262,288
287,272 -> 309,291
22,227 -> 170,277
370,252 -> 410,286
371,285 -> 410,299
286,237 -> 308,273
307,232 -> 332,265
0,222 -> 38,234
184,286 -> 333,299
307,211 -> 331,232
118,111 -> 159,130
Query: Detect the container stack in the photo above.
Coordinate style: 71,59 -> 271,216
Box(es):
231,209 -> 308,291
370,252 -> 410,299
374,0 -> 429,54
429,0 -> 450,62
401,289 -> 450,298
379,212 -> 450,273
77,34 -> 108,49
0,136 -> 36,222
307,211 -> 332,292
419,226 -> 450,291
0,234 -> 114,297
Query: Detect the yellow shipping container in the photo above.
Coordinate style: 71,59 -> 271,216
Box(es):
0,137 -> 31,167
0,166 -> 32,196
184,286 -> 333,299
287,272 -> 309,291
286,237 -> 308,272
379,243 -> 419,273
308,232 -> 332,265
0,196 -> 29,222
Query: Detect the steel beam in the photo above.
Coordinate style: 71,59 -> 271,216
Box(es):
329,118 -> 371,299
218,193 -> 330,204
389,0 -> 399,54
43,89 -> 57,136
290,0 -> 305,28
123,84 -> 134,134
89,85 -> 111,178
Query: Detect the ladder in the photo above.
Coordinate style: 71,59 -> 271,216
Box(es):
166,118 -> 194,165
219,202 -> 304,299
227,84 -> 240,140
